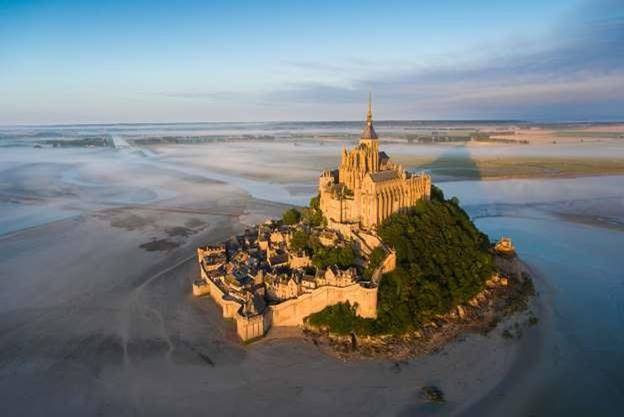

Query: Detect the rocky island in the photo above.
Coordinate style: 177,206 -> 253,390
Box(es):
193,98 -> 534,353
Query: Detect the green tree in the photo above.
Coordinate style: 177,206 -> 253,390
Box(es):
290,229 -> 310,253
364,246 -> 387,279
375,199 -> 493,330
282,208 -> 301,225
430,184 -> 445,202
312,245 -> 356,269
309,194 -> 320,210
303,194 -> 325,227
307,195 -> 493,336
307,302 -> 377,335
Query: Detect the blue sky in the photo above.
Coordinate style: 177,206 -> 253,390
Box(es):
0,0 -> 622,124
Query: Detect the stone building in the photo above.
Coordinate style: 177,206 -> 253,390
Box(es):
319,96 -> 431,230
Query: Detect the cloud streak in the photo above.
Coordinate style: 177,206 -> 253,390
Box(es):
264,0 -> 624,120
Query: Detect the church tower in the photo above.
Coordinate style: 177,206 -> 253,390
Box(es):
359,92 -> 380,172
339,93 -> 380,189
319,94 -> 431,230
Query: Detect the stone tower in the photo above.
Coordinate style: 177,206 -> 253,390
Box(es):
319,94 -> 431,230
338,93 -> 380,191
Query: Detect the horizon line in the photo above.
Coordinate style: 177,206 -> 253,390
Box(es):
2,118 -> 623,128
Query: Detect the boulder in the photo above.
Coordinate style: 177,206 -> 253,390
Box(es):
422,386 -> 445,403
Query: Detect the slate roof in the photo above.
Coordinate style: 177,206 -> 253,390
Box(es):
361,122 -> 378,140
369,170 -> 399,182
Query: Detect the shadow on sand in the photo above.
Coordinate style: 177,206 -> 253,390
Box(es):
414,144 -> 482,182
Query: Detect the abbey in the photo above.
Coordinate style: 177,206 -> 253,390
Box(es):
319,96 -> 431,230
193,97 -> 430,342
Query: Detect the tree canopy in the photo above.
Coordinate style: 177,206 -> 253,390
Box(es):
289,229 -> 310,253
308,189 -> 494,335
312,245 -> 356,269
282,208 -> 301,225
302,194 -> 325,227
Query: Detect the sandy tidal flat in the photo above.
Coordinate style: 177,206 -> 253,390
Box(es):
1,127 -> 623,416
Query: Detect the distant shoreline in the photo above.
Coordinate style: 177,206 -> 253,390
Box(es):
4,120 -> 624,128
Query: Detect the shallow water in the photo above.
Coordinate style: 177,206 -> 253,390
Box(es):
438,177 -> 624,416
474,217 -> 624,416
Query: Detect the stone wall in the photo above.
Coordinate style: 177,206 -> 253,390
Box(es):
268,283 -> 378,327
196,252 -> 381,341
196,262 -> 378,341
196,264 -> 269,340
372,248 -> 396,282
288,253 -> 311,269
352,229 -> 382,256
235,313 -> 267,341
198,264 -> 243,318
192,280 -> 210,297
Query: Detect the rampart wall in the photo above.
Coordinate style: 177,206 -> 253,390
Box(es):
194,241 -> 394,341
268,283 -> 377,327
194,262 -> 378,341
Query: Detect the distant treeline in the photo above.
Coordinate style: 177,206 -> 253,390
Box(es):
129,135 -> 275,145
401,133 -> 527,144
471,132 -> 528,144
475,138 -> 529,144
0,131 -> 67,139
405,134 -> 471,143
37,137 -> 113,148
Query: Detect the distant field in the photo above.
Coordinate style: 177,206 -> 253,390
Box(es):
489,124 -> 624,144
396,156 -> 624,179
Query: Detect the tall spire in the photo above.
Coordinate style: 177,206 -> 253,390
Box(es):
367,91 -> 373,126
360,91 -> 378,140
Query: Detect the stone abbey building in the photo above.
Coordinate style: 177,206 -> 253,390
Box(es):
319,97 -> 431,229
194,97 -> 430,341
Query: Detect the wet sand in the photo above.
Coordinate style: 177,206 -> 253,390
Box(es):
456,263 -> 555,416
0,216 -> 546,416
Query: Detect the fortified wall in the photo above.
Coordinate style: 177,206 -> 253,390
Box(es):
194,260 -> 377,341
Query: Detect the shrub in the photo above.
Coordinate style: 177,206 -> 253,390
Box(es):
282,208 -> 301,225
309,194 -> 320,210
430,184 -> 445,202
312,245 -> 356,269
303,194 -> 325,227
290,229 -> 310,253
307,302 -> 377,335
364,246 -> 387,279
